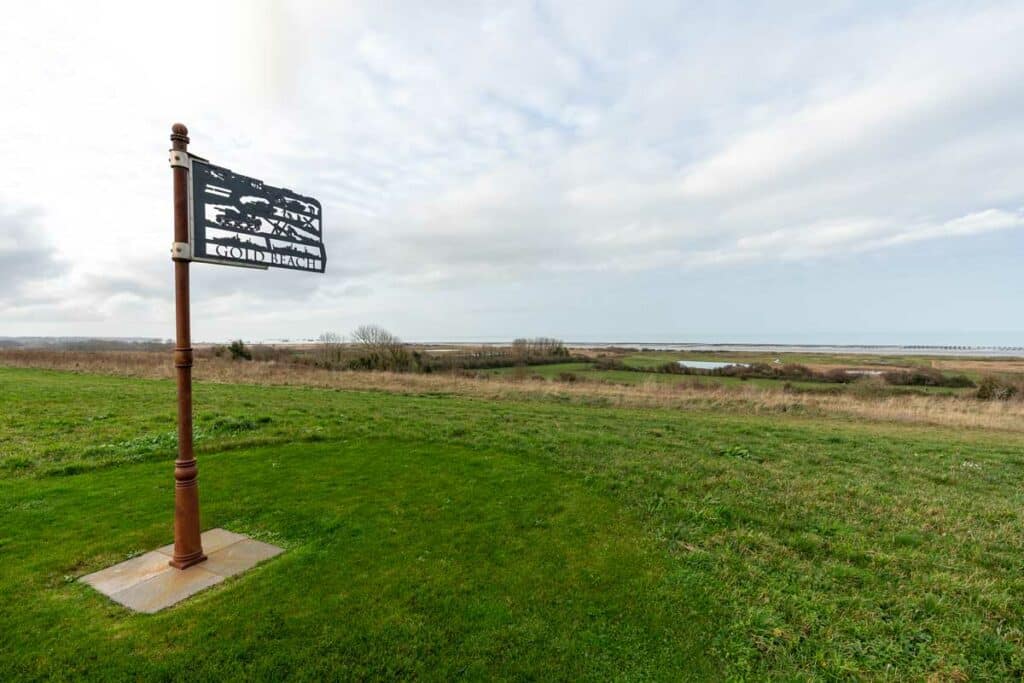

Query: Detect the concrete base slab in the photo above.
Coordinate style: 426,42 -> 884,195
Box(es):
81,528 -> 283,613
103,562 -> 225,613
155,527 -> 247,557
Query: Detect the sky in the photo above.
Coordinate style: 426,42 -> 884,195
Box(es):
1,1 -> 1022,345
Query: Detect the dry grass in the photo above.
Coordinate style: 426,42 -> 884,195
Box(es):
5,349 -> 1024,433
932,357 -> 1024,374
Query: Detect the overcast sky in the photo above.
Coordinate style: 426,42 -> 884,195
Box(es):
2,1 -> 1022,344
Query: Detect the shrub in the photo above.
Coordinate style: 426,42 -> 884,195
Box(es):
822,368 -> 856,384
850,376 -> 889,399
227,340 -> 251,361
883,367 -> 973,388
976,376 -> 998,400
657,362 -> 685,375
593,357 -> 626,371
977,375 -> 1019,401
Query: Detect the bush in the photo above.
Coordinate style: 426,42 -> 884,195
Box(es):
657,362 -> 685,375
976,376 -> 998,400
822,368 -> 856,384
227,340 -> 251,361
593,357 -> 626,371
850,376 -> 889,398
977,375 -> 1019,401
883,367 -> 974,388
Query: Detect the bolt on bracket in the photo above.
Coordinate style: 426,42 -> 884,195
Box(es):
171,242 -> 192,260
169,150 -> 191,169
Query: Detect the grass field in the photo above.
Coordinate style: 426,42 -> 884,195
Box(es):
486,360 -> 968,396
4,365 -> 1024,679
488,361 -> 825,391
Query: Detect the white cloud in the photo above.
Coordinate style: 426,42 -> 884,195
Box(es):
1,1 -> 1023,339
713,209 -> 1024,265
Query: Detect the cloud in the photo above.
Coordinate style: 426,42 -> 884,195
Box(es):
0,208 -> 62,299
707,209 -> 1024,265
1,1 -> 1024,339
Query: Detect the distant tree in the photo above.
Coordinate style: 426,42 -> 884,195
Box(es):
350,325 -> 410,371
512,338 -> 528,361
351,325 -> 398,354
316,331 -> 345,366
512,337 -> 568,359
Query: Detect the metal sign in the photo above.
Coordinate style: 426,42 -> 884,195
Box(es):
189,158 -> 326,273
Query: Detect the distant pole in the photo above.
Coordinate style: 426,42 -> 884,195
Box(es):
169,123 -> 206,569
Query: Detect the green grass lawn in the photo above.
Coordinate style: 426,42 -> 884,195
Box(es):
3,367 -> 1024,679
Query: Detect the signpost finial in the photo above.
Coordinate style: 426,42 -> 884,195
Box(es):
170,123 -> 190,146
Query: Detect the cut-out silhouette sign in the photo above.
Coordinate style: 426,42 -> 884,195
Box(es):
190,158 -> 325,273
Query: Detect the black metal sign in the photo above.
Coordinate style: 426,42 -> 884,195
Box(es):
189,158 -> 325,273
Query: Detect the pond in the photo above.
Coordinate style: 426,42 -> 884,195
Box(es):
676,360 -> 750,370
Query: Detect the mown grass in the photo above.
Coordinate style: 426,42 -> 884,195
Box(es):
2,439 -> 721,680
4,367 -> 1024,679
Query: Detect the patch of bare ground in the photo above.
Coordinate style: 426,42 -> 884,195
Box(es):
4,349 -> 1024,433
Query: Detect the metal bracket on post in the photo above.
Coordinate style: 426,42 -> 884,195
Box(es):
171,241 -> 191,261
169,150 -> 191,169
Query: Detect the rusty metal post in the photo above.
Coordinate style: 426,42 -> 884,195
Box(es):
169,123 -> 206,569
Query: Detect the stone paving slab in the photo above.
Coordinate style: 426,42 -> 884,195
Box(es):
81,528 -> 282,613
79,550 -> 173,596
202,537 -> 283,577
106,564 -> 225,614
154,527 -> 248,557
